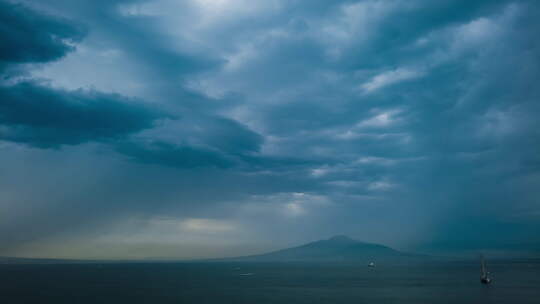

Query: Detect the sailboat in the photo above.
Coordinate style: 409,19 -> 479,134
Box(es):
480,254 -> 491,284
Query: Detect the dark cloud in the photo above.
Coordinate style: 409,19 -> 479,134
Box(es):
337,0 -> 515,69
1,0 -> 539,258
0,0 -> 85,72
0,0 -> 263,165
29,0 -> 224,106
0,81 -> 162,147
0,1 -> 162,148
178,116 -> 264,155
116,140 -> 234,169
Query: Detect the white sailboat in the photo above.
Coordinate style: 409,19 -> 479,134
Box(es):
480,254 -> 491,284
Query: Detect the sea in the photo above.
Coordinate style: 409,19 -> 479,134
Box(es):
1,260 -> 539,303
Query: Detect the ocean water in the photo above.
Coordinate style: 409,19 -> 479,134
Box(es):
1,260 -> 539,303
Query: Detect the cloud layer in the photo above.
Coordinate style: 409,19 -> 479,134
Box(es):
1,0 -> 539,259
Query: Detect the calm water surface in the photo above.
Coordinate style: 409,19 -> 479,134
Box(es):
1,260 -> 539,303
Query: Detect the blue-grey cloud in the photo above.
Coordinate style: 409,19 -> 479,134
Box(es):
116,140 -> 234,169
0,81 -> 162,147
0,0 -> 85,73
1,0 -> 539,258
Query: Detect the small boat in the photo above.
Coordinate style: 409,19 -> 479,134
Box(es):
480,254 -> 491,284
368,262 -> 376,267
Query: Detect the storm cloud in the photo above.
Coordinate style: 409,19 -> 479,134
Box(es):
0,0 -> 84,69
0,82 -> 162,147
0,0 -> 539,259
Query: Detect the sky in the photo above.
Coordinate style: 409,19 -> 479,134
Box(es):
0,0 -> 539,260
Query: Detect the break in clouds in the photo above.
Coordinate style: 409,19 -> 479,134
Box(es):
0,0 -> 539,259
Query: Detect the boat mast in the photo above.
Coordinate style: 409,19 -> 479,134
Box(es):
480,254 -> 487,277
480,254 -> 491,284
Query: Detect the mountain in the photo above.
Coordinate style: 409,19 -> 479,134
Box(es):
223,235 -> 419,263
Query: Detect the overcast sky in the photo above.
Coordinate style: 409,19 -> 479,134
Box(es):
1,0 -> 539,260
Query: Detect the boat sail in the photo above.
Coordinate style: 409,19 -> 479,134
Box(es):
480,254 -> 491,284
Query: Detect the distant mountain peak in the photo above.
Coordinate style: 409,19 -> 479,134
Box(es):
216,235 -> 420,263
327,235 -> 355,242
